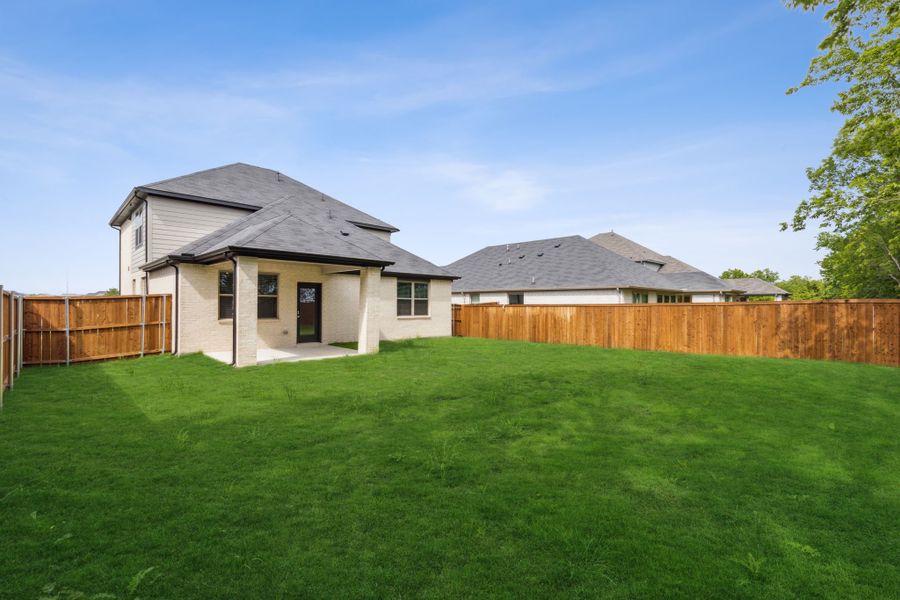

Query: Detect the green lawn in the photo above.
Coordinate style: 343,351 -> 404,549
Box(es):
1,338 -> 898,599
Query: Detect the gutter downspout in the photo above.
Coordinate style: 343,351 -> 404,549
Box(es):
113,224 -> 121,294
173,262 -> 180,355
143,198 -> 149,293
229,254 -> 238,366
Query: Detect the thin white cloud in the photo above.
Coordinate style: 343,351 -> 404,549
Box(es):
423,161 -> 545,212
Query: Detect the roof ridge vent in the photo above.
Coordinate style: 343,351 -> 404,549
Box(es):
276,172 -> 282,182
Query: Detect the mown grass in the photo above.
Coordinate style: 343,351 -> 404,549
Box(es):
0,337 -> 897,599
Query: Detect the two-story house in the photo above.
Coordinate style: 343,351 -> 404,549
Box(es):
109,163 -> 457,366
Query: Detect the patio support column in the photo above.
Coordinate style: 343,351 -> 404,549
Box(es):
234,256 -> 259,367
357,266 -> 381,354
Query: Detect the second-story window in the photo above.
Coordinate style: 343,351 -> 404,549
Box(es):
133,207 -> 144,249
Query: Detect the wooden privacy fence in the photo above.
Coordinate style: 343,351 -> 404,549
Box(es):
23,295 -> 172,367
1,287 -> 26,406
451,300 -> 900,367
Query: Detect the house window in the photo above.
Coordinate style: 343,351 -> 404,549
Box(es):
508,293 -> 524,305
258,273 -> 278,319
631,292 -> 649,304
133,207 -> 144,249
397,280 -> 429,316
470,293 -> 480,304
218,271 -> 234,319
657,294 -> 692,304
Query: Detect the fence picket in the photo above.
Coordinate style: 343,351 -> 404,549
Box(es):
451,300 -> 900,367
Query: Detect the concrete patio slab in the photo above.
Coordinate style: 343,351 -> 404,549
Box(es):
206,343 -> 357,366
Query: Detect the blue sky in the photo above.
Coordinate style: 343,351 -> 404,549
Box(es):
0,0 -> 838,293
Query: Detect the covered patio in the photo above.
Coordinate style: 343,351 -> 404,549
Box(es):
206,342 -> 358,366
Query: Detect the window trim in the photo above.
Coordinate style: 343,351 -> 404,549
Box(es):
469,292 -> 480,304
631,292 -> 649,304
218,270 -> 234,320
507,292 -> 525,305
397,279 -> 430,318
257,272 -> 279,320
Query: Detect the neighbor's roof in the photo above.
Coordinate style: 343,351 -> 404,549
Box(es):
590,231 -> 701,274
589,231 -> 744,292
109,162 -> 397,232
446,235 -> 733,293
722,278 -> 790,296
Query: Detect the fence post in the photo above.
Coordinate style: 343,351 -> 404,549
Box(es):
64,296 -> 70,366
17,295 -> 23,373
8,292 -> 14,390
160,296 -> 167,354
140,295 -> 145,358
0,286 -> 5,409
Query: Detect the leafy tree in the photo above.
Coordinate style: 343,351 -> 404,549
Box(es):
776,275 -> 828,299
104,287 -> 119,296
720,268 -> 751,279
750,268 -> 780,282
720,268 -> 780,282
783,0 -> 900,297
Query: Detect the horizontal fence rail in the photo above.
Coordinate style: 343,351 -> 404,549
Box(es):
23,295 -> 172,366
451,300 -> 900,367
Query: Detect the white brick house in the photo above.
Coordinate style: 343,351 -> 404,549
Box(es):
109,163 -> 456,366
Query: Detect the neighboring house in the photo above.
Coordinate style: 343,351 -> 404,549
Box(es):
447,232 -> 748,305
721,278 -> 791,301
109,163 -> 456,366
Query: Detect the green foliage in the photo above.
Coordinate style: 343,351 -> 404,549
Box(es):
720,268 -> 751,279
776,275 -> 828,299
751,268 -> 780,282
720,268 -> 781,282
2,339 -> 898,598
103,288 -> 119,296
784,0 -> 900,297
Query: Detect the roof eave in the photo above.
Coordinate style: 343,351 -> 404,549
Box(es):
384,270 -> 459,281
145,246 -> 395,270
135,187 -> 262,211
108,188 -> 140,227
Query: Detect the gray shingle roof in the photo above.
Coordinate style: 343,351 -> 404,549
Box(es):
589,231 -> 746,292
722,278 -> 790,296
448,234 -> 747,293
447,235 -> 726,293
590,231 -> 702,273
657,271 -> 737,292
125,162 -> 397,232
168,195 -> 454,279
131,164 -> 452,279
